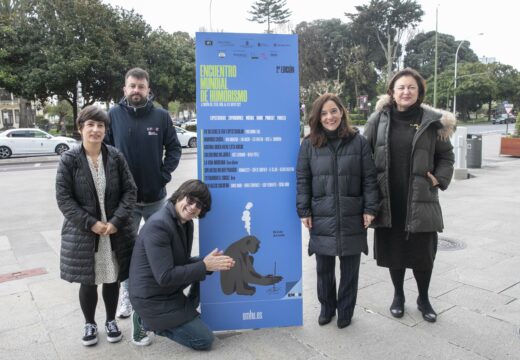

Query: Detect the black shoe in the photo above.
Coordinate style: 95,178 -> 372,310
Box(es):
82,323 -> 98,346
390,296 -> 405,318
337,318 -> 351,329
417,297 -> 437,323
105,320 -> 123,343
318,314 -> 334,326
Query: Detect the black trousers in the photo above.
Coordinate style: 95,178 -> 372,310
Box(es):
315,254 -> 361,321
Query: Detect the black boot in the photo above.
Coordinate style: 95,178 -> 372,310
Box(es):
417,297 -> 437,322
318,313 -> 335,326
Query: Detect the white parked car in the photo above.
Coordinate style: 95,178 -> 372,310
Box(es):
174,126 -> 197,148
182,118 -> 197,128
0,128 -> 77,159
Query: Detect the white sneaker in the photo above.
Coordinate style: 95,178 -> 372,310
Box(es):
117,286 -> 132,318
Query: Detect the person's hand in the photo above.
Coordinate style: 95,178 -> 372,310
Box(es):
301,217 -> 312,229
203,248 -> 236,272
103,223 -> 118,235
426,172 -> 439,187
91,221 -> 107,235
363,214 -> 375,229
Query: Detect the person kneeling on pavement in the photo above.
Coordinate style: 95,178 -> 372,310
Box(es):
128,179 -> 235,350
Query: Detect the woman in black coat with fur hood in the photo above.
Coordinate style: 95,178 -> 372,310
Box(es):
296,93 -> 378,329
364,68 -> 455,323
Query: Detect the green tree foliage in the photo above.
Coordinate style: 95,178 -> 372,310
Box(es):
0,0 -> 151,132
147,30 -> 195,109
248,0 -> 291,33
488,63 -> 520,108
452,62 -> 494,119
343,45 -> 378,105
44,100 -> 73,126
346,0 -> 424,83
404,31 -> 478,79
295,19 -> 378,109
295,19 -> 351,88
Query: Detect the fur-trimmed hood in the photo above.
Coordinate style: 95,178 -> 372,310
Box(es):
375,94 -> 456,141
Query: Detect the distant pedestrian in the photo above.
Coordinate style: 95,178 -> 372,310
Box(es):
363,68 -> 455,322
129,180 -> 235,350
56,105 -> 137,346
296,93 -> 378,329
105,67 -> 182,345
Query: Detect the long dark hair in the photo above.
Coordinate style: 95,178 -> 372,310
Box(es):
308,93 -> 355,148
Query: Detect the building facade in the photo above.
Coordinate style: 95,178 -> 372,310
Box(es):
0,88 -> 35,130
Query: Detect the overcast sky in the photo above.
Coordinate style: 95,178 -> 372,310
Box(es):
105,0 -> 519,71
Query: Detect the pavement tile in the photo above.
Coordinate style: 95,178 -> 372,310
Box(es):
489,298 -> 520,324
436,247 -> 511,270
0,323 -> 57,359
0,235 -> 11,251
416,306 -> 520,359
289,307 -> 486,360
501,283 -> 520,298
0,291 -> 41,333
405,274 -> 463,298
486,238 -> 520,257
0,248 -> 18,268
357,281 -> 454,327
438,284 -> 514,314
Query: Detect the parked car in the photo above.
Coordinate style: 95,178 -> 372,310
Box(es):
0,128 -> 77,159
174,126 -> 197,148
182,118 -> 197,128
492,114 -> 516,124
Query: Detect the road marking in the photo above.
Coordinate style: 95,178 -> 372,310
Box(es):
34,163 -> 41,167
0,267 -> 47,283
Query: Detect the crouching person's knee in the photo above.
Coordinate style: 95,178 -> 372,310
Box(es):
191,331 -> 214,351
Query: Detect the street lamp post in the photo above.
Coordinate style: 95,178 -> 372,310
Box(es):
452,40 -> 466,115
433,5 -> 438,107
209,0 -> 213,31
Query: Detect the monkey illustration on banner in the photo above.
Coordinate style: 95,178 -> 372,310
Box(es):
220,202 -> 283,296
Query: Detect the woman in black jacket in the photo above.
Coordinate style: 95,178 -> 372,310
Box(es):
364,68 -> 455,322
56,105 -> 137,346
296,93 -> 378,328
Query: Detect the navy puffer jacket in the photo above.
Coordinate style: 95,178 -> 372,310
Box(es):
296,131 -> 378,256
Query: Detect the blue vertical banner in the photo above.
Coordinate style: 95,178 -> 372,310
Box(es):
196,32 -> 302,331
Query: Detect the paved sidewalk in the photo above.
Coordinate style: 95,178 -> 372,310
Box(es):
1,134 -> 519,359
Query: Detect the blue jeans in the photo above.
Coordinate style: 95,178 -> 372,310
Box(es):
154,282 -> 213,350
121,198 -> 166,293
156,316 -> 214,351
131,198 -> 167,232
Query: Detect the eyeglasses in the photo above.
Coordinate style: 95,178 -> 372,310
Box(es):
186,196 -> 204,210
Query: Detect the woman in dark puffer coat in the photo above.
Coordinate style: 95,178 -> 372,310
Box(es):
56,105 -> 136,346
364,68 -> 455,323
297,93 -> 378,329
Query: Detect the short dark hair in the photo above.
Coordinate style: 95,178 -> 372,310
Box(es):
387,67 -> 427,105
125,67 -> 149,84
169,179 -> 212,218
308,93 -> 355,148
76,105 -> 109,131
